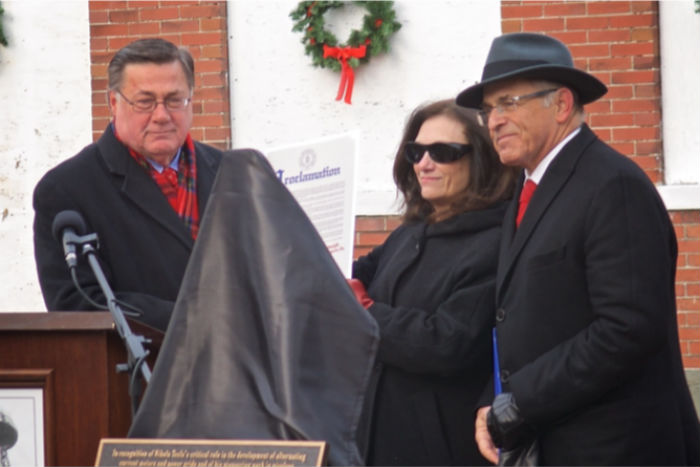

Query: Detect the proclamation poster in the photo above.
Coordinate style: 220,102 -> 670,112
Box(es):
265,134 -> 357,276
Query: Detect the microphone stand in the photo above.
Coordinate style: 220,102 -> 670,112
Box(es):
68,231 -> 152,415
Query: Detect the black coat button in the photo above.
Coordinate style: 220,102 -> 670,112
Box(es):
496,308 -> 506,322
500,370 -> 510,383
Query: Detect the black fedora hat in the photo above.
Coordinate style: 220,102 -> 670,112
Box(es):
456,33 -> 607,108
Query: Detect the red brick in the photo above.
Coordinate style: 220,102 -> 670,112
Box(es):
91,23 -> 129,36
673,212 -> 700,223
687,255 -> 700,269
180,4 -> 225,19
182,32 -> 223,46
634,112 -> 661,127
203,127 -> 231,144
686,225 -> 700,239
612,99 -> 657,112
566,16 -> 609,30
609,13 -> 656,28
387,216 -> 402,230
90,1 -> 130,11
631,28 -> 657,42
587,1 -> 631,15
589,57 -> 631,71
128,22 -> 161,35
194,87 -> 227,100
201,17 -> 227,32
679,326 -> 700,340
357,231 -> 391,246
89,9 -> 109,23
588,29 -> 631,43
687,282 -> 700,296
611,42 -> 654,57
188,128 -> 205,141
612,142 -> 634,156
501,3 -> 544,19
589,113 -> 635,127
549,31 -> 588,45
635,83 -> 660,98
523,17 -> 566,31
569,43 -> 610,58
613,126 -> 659,141
604,85 -> 634,99
611,70 -> 657,85
502,19 -> 522,33
90,37 -> 109,51
162,20 -> 200,33
635,141 -> 661,155
200,73 -> 227,87
109,9 -> 139,22
631,1 -> 657,14
544,2 -> 587,16
680,240 -> 700,254
585,99 -> 611,114
140,7 -> 180,20
677,269 -> 700,282
356,216 -> 387,231
633,55 -> 658,70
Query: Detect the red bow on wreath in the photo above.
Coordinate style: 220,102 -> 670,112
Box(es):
323,44 -> 366,104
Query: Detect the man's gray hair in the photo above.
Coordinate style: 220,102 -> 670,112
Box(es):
107,38 -> 195,91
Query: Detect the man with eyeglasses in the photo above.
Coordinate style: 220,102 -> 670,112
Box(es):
32,38 -> 223,332
457,33 -> 699,465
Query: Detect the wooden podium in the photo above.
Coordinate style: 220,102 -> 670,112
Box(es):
0,312 -> 161,466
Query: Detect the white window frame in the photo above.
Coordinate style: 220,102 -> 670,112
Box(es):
658,1 -> 700,210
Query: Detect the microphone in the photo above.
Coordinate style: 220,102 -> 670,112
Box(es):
51,210 -> 87,269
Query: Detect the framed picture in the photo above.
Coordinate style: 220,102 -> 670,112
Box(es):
0,370 -> 54,467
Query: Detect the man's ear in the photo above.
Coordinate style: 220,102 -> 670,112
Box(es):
108,90 -> 118,117
554,87 -> 576,123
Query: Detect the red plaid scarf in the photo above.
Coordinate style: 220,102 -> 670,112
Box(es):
114,126 -> 200,239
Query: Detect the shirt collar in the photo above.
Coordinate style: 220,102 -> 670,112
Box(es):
147,148 -> 182,173
525,125 -> 581,184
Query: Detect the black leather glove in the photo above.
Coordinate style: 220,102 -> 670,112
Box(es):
486,392 -> 535,451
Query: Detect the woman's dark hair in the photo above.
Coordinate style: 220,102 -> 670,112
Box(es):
108,38 -> 195,91
393,99 -> 517,223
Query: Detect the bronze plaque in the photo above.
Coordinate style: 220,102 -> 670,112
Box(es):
95,438 -> 327,467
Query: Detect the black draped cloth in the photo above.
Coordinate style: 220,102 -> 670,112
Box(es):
129,149 -> 379,466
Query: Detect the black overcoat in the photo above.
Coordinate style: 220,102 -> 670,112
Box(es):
33,124 -> 222,331
353,202 -> 507,466
495,124 -> 700,465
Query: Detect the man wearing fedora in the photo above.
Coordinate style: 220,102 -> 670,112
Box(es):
457,32 -> 699,465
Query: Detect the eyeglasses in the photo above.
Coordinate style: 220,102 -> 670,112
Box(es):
404,142 -> 473,164
115,90 -> 192,113
477,88 -> 560,126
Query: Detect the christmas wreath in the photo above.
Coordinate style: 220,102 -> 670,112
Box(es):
290,1 -> 401,103
0,2 -> 8,47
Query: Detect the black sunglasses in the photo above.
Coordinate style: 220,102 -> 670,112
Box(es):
404,142 -> 473,164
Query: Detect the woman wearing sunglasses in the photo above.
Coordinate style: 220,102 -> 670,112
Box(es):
350,99 -> 516,465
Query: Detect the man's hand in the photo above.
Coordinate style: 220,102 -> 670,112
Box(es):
475,406 -> 498,464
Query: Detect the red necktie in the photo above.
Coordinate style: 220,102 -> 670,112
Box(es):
516,179 -> 537,228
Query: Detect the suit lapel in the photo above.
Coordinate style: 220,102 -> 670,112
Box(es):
194,142 -> 219,214
97,125 -> 194,249
496,125 -> 597,300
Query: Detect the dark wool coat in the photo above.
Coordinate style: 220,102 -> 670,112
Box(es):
495,124 -> 700,465
33,124 -> 222,332
353,201 -> 508,466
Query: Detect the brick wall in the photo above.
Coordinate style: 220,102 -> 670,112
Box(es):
85,1 -> 698,368
88,0 -> 230,149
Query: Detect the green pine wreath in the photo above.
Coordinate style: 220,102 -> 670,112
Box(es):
290,1 -> 401,72
0,2 -> 8,47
